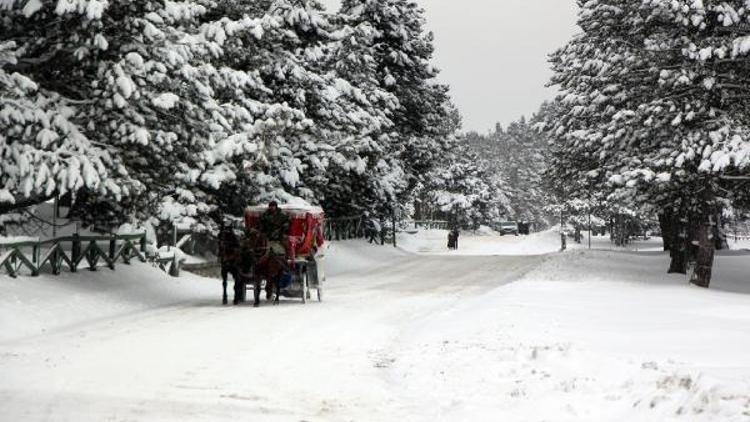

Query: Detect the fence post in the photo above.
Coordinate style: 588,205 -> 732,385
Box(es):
140,233 -> 147,256
122,236 -> 131,265
169,255 -> 180,277
8,252 -> 17,278
52,195 -> 58,239
51,242 -> 60,275
87,241 -> 97,271
32,243 -> 40,276
71,234 -> 81,272
109,235 -> 116,270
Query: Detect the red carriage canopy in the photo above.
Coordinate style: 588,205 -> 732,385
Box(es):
244,204 -> 326,258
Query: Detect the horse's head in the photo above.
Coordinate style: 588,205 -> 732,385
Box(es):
243,228 -> 269,258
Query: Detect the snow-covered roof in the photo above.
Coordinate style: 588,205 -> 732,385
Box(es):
245,204 -> 324,217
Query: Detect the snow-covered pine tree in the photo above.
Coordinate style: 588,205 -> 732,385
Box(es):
549,0 -> 750,287
0,38 -> 117,216
200,0 -> 408,220
2,0 -> 259,232
339,0 -> 454,202
464,108 -> 553,229
420,143 -> 505,230
504,113 -> 552,226
317,8 -> 406,217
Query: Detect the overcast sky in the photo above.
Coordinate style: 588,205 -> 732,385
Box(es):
320,0 -> 580,133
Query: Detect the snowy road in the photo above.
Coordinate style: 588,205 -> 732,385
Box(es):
0,243 -> 545,422
2,233 -> 750,421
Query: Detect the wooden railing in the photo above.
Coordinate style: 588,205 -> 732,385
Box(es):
410,220 -> 449,230
325,216 -> 366,241
0,233 -> 180,278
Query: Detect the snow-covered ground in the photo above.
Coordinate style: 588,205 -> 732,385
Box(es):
1,230 -> 750,421
397,227 -> 670,255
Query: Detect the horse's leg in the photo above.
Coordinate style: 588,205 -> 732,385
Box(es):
274,273 -> 281,305
265,276 -> 273,301
232,267 -> 243,305
253,275 -> 261,308
221,265 -> 228,305
265,262 -> 273,301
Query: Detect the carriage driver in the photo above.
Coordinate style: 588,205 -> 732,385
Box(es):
259,201 -> 290,256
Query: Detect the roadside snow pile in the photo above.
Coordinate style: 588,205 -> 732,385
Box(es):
474,225 -> 497,236
0,263 -> 216,342
730,238 -> 750,250
325,239 -> 410,277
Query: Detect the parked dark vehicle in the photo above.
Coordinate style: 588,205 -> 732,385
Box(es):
591,225 -> 607,236
497,221 -> 519,236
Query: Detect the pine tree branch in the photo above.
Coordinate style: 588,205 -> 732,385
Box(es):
0,193 -> 56,215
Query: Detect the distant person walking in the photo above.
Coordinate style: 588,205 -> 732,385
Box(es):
447,227 -> 460,250
365,214 -> 381,244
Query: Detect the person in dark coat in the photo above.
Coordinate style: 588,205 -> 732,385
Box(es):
259,201 -> 290,255
364,213 -> 381,244
452,227 -> 460,250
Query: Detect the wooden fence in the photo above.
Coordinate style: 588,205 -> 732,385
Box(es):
411,220 -> 449,230
325,216 -> 366,241
2,215 -> 453,279
324,217 -> 447,245
0,233 -> 179,278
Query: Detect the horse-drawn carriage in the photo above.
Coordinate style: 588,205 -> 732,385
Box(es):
242,204 -> 326,305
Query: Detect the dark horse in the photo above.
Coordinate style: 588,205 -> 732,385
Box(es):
217,227 -> 243,305
238,229 -> 288,307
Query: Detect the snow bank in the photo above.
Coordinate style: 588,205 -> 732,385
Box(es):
0,263 -> 215,342
729,237 -> 750,250
325,239 -> 410,277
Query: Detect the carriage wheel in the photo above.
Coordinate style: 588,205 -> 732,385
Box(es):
300,270 -> 308,304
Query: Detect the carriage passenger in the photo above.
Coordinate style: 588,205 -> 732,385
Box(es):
259,201 -> 290,256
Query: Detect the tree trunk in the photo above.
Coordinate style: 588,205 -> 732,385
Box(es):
713,211 -> 729,250
658,211 -> 673,251
690,222 -> 715,288
613,215 -> 623,247
668,218 -> 688,274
